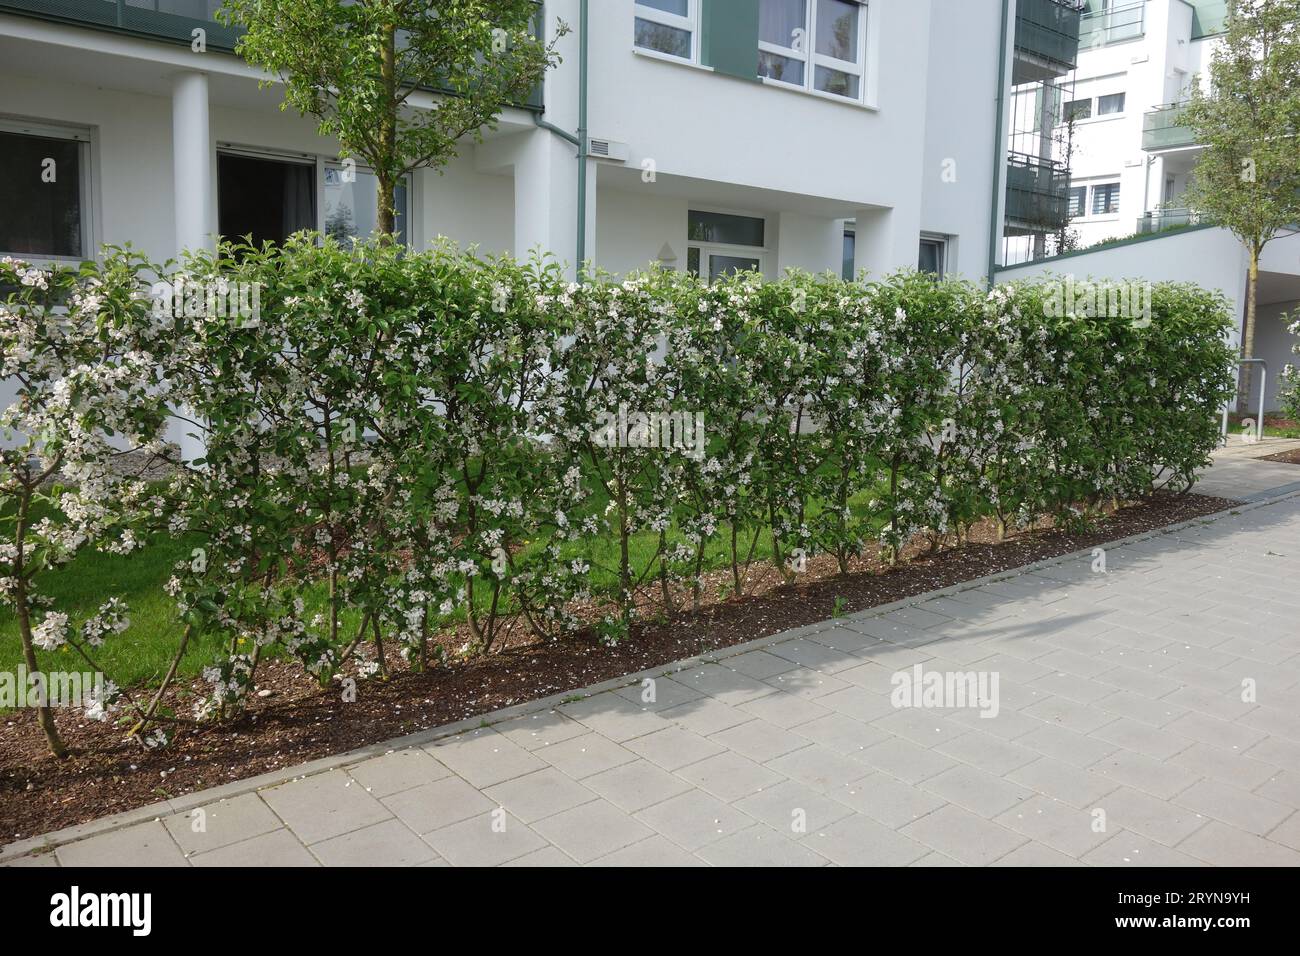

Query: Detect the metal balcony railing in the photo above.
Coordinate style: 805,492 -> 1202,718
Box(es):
1137,207 -> 1203,233
1142,103 -> 1199,150
1005,152 -> 1072,231
1014,0 -> 1086,81
0,0 -> 545,110
1078,1 -> 1146,50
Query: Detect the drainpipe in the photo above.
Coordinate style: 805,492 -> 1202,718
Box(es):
987,0 -> 1013,288
530,0 -> 589,282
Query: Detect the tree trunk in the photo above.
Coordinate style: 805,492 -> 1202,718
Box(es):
1238,247 -> 1260,415
16,581 -> 68,759
376,22 -> 399,240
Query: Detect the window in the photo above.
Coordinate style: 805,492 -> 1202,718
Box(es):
1067,186 -> 1087,218
218,151 -> 317,247
918,236 -> 946,277
1092,182 -> 1121,215
324,163 -> 410,246
686,209 -> 766,283
758,0 -> 867,101
1097,92 -> 1126,115
0,122 -> 91,260
842,229 -> 856,281
1063,98 -> 1092,121
634,0 -> 695,60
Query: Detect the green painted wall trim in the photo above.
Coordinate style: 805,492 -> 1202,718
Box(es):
987,0 -> 1013,288
701,0 -> 760,82
995,222 -> 1216,272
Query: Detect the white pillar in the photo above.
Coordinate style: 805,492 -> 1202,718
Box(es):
172,71 -> 214,254
514,127 -> 583,279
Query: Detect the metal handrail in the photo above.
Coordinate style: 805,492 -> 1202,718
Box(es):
1221,358 -> 1268,445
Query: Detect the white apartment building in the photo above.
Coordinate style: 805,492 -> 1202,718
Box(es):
0,0 -> 1013,287
997,0 -> 1300,413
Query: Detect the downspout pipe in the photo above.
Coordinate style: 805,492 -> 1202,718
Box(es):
987,0 -> 1013,288
530,0 -> 589,282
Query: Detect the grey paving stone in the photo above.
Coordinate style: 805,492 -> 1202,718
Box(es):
660,696 -> 753,735
767,638 -> 861,673
698,825 -> 829,866
673,662 -> 779,705
1254,770 -> 1300,805
531,799 -> 654,863
1165,711 -> 1267,751
1090,717 -> 1194,761
857,736 -> 959,784
1018,723 -> 1119,768
613,675 -> 704,711
1245,735 -> 1300,771
764,666 -> 852,701
791,712 -> 891,756
899,805 -> 1027,866
1172,779 -> 1292,836
502,846 -> 577,867
766,743 -> 875,792
994,794 -> 1112,858
806,814 -> 929,866
583,759 -> 693,812
710,718 -> 811,763
1029,670 -> 1114,705
676,751 -> 783,802
425,729 -> 546,788
556,694 -> 672,742
624,725 -> 724,772
1264,812 -> 1300,852
1088,750 -> 1201,800
1095,691 -> 1185,728
483,768 -> 597,824
873,708 -> 968,748
724,649 -> 801,681
1239,706 -> 1300,743
832,772 -> 946,829
346,748 -> 450,797
1023,694 -> 1121,735
310,819 -> 436,867
56,821 -> 189,868
1169,742 -> 1279,790
190,828 -> 317,867
921,764 -> 1033,818
634,790 -> 753,850
934,730 -> 1040,776
381,775 -> 495,834
909,851 -> 964,866
538,732 -> 638,779
163,793 -> 281,856
733,779 -> 854,837
1081,831 -> 1208,867
589,835 -> 707,867
1099,786 -> 1210,847
812,685 -> 898,723
1177,821 -> 1300,867
991,842 -> 1084,866
424,810 -> 546,867
738,689 -> 833,728
492,710 -> 591,750
261,770 -> 392,844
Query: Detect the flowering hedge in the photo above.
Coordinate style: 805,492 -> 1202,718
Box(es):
0,242 -> 1235,751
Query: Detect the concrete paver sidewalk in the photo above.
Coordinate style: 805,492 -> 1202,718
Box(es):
6,470 -> 1300,867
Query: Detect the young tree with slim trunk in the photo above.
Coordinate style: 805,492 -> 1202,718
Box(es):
220,0 -> 564,239
1178,0 -> 1300,412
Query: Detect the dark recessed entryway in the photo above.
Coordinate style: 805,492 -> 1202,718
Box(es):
217,153 -> 316,247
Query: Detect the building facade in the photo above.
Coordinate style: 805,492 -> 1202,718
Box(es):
0,0 -> 1010,285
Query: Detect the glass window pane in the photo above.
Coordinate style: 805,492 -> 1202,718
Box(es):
760,0 -> 807,50
814,64 -> 859,98
687,246 -> 701,277
1064,99 -> 1092,121
635,17 -> 691,57
759,51 -> 806,84
918,240 -> 943,275
1092,183 -> 1120,215
0,131 -> 83,258
1067,186 -> 1086,217
637,0 -> 689,15
1098,92 -> 1125,114
842,231 -> 855,281
325,165 -> 408,246
816,0 -> 859,61
709,255 -> 760,281
688,210 -> 766,247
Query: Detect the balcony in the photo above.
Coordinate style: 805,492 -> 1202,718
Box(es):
1078,1 -> 1146,50
1005,152 -> 1072,232
1137,207 -> 1203,234
0,0 -> 545,110
1142,103 -> 1199,151
1013,0 -> 1085,84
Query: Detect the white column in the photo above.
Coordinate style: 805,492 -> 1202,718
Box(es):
514,127 -> 582,279
172,71 -> 214,254
854,205 -> 920,279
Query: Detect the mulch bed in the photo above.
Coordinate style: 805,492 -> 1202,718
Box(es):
0,490 -> 1239,844
1260,448 -> 1300,466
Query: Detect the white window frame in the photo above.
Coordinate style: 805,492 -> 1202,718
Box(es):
685,207 -> 769,284
758,0 -> 868,104
918,233 -> 948,278
0,117 -> 95,264
1090,181 -> 1122,217
633,0 -> 699,64
1096,91 -> 1126,116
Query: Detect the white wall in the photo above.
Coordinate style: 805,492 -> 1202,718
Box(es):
1255,299 -> 1299,412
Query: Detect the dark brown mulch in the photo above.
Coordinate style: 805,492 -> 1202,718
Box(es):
1260,448 -> 1300,466
0,491 -> 1240,844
